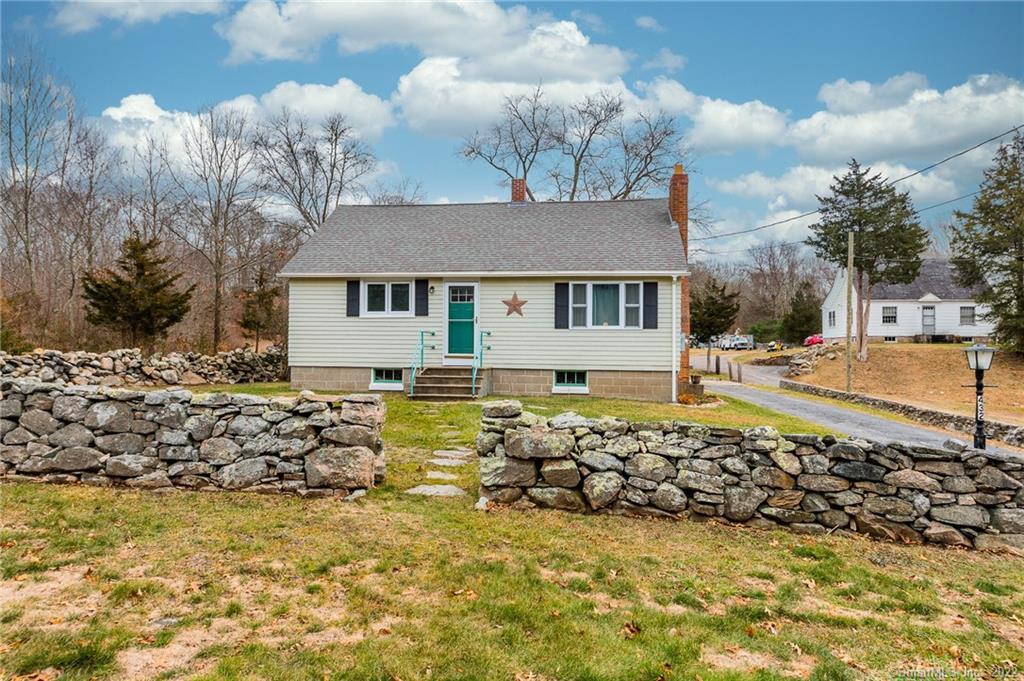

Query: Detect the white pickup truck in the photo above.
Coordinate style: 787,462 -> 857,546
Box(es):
717,334 -> 755,351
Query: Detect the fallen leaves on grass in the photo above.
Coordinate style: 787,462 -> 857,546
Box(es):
620,621 -> 641,639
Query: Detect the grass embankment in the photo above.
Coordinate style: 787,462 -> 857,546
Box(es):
2,390 -> 1023,679
792,344 -> 1024,425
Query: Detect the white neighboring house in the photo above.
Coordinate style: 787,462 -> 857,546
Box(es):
820,259 -> 994,343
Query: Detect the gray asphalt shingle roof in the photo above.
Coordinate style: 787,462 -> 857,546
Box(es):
279,198 -> 686,277
873,259 -> 986,300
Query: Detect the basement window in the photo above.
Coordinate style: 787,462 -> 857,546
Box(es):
553,370 -> 589,394
883,336 -> 897,343
370,368 -> 404,391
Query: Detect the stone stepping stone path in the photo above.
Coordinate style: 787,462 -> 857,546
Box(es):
404,484 -> 466,497
404,448 -> 474,497
428,447 -> 474,467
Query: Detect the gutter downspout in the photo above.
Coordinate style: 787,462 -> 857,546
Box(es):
671,275 -> 679,403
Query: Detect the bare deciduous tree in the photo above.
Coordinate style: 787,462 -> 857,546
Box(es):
166,107 -> 264,350
548,91 -> 623,201
460,86 -> 702,226
459,86 -> 555,201
1,41 -> 76,303
254,109 -> 375,236
365,178 -> 427,206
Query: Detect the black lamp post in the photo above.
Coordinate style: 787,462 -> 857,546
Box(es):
963,343 -> 996,449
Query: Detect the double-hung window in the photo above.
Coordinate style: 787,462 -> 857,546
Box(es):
569,282 -> 642,329
960,306 -> 976,325
828,311 -> 836,328
363,282 -> 411,316
881,306 -> 897,325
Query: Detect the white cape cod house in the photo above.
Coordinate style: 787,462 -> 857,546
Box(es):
278,171 -> 693,401
820,259 -> 993,343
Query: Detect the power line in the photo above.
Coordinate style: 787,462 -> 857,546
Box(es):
690,191 -> 981,257
691,124 -> 1021,243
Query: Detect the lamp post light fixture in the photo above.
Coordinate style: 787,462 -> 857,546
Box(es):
963,343 -> 996,449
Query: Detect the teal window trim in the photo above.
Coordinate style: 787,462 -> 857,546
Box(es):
553,370 -> 588,387
372,368 -> 403,384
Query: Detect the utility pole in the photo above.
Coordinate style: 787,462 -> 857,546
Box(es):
845,229 -> 854,393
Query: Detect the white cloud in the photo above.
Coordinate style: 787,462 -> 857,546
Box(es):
639,77 -> 787,152
635,16 -> 665,32
643,48 -> 686,73
216,0 -> 626,77
711,162 -> 959,212
787,74 -> 1024,164
219,78 -> 394,139
570,9 -> 607,34
100,77 -> 393,167
394,57 -> 635,136
52,0 -> 225,33
817,72 -> 928,114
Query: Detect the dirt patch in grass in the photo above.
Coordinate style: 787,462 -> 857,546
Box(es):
794,343 -> 1024,424
115,617 -> 243,680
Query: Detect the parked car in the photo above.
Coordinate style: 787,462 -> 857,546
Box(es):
803,334 -> 824,347
718,334 -> 754,351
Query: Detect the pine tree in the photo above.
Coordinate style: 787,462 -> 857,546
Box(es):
950,133 -> 1024,356
806,159 -> 929,361
82,235 -> 194,351
691,277 -> 741,368
781,284 -> 822,343
238,265 -> 283,350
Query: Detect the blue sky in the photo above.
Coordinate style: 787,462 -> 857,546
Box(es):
4,1 -> 1023,257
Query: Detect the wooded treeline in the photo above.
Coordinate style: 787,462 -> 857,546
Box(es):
0,43 -> 421,353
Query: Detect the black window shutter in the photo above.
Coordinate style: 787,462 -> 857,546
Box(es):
415,279 -> 429,316
346,280 -> 360,317
554,282 -> 569,329
642,281 -> 658,329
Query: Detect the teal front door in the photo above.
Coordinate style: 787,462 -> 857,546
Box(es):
447,284 -> 476,355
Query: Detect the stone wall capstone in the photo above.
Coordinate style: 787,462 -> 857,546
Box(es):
0,347 -> 286,387
0,378 -> 385,497
475,400 -> 1024,553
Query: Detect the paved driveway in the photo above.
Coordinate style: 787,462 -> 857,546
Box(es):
692,353 -> 1019,455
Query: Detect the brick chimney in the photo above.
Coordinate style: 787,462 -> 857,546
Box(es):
511,178 -> 526,203
669,164 -> 691,398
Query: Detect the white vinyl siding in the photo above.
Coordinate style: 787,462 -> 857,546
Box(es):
289,276 -> 675,372
479,277 -> 673,371
289,278 -> 444,367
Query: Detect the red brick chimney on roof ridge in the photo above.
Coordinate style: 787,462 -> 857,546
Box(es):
669,163 -> 691,398
511,178 -> 526,203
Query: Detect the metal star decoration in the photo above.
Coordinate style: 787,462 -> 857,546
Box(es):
502,292 -> 528,316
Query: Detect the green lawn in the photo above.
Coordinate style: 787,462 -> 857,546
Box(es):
2,389 -> 1022,679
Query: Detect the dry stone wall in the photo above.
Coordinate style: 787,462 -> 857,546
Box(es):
475,400 -> 1024,553
0,347 -> 285,387
0,378 -> 385,497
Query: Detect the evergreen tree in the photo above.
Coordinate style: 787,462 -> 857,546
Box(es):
238,265 -> 283,350
691,277 -> 741,368
806,159 -> 929,361
781,284 -> 822,343
82,235 -> 194,351
950,133 -> 1024,356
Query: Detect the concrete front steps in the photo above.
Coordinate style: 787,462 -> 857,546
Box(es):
408,367 -> 482,401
